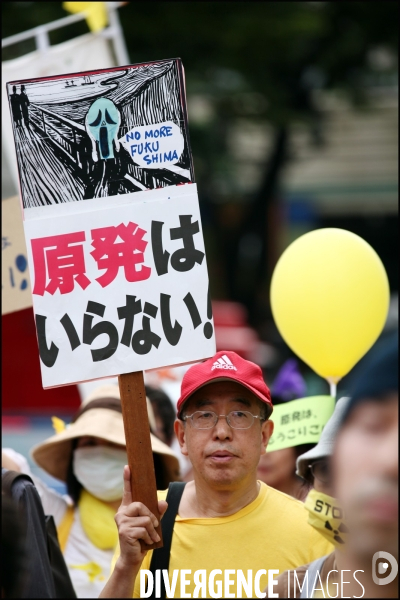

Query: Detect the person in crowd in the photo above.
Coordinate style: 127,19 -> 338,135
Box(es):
146,385 -> 176,447
1,494 -> 28,598
257,359 -> 314,500
10,85 -> 22,128
2,465 -> 76,598
100,350 -> 333,598
295,396 -> 350,498
270,395 -> 350,597
269,332 -> 398,598
2,384 -> 180,599
257,443 -> 314,501
19,84 -> 30,129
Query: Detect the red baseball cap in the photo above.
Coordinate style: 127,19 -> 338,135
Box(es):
177,350 -> 273,417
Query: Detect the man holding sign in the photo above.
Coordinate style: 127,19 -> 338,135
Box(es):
101,351 -> 332,599
6,61 -> 330,599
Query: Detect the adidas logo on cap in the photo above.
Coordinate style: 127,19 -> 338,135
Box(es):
211,354 -> 237,371
177,350 -> 273,417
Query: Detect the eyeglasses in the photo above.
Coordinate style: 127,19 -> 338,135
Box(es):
183,410 -> 264,430
308,459 -> 331,484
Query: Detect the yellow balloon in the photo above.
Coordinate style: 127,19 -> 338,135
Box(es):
270,228 -> 390,382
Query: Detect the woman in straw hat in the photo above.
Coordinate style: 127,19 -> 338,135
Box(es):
2,384 -> 180,598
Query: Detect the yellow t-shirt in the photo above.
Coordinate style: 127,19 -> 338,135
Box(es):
112,482 -> 333,598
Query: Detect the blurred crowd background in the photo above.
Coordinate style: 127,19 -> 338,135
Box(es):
2,1 -> 398,491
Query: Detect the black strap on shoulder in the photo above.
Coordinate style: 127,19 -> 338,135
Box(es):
2,469 -> 34,496
149,482 -> 186,599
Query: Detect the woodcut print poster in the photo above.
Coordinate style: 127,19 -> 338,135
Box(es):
7,59 -> 194,212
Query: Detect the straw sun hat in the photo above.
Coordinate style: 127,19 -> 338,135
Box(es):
31,385 -> 180,484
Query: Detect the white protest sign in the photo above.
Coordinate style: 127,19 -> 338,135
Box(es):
23,184 -> 216,388
6,60 -> 214,391
119,121 -> 184,169
2,196 -> 32,315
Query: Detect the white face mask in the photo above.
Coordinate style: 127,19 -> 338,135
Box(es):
73,445 -> 127,502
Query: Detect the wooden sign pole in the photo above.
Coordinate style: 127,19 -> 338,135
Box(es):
118,370 -> 163,550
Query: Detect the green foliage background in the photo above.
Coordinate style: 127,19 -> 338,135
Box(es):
2,2 -> 398,340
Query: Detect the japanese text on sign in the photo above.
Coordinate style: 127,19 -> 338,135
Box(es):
23,185 -> 216,388
30,215 -> 204,295
266,396 -> 335,452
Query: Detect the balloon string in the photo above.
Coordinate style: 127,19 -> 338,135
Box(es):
330,381 -> 337,399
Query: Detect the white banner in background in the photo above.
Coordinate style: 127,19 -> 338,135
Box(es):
2,33 -> 115,190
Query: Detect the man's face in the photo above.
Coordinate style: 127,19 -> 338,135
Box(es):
332,394 -> 398,558
175,381 -> 273,490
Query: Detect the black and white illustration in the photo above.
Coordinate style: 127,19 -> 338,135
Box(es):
7,59 -> 194,209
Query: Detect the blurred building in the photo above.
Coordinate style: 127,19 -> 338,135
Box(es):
226,86 -> 398,298
283,88 -> 397,239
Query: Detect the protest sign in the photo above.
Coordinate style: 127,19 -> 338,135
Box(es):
22,184 -> 214,387
7,59 -> 214,549
2,196 -> 32,315
266,396 -> 335,452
